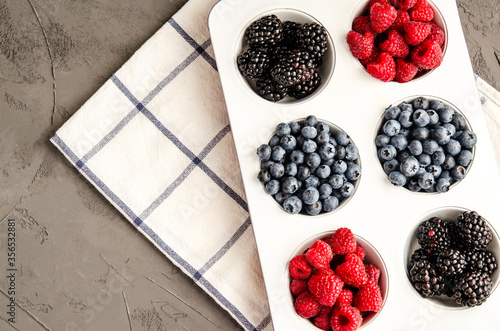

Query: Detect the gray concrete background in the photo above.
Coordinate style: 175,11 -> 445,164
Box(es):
0,0 -> 499,330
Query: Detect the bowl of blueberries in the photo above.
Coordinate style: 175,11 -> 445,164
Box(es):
257,115 -> 361,216
375,96 -> 476,193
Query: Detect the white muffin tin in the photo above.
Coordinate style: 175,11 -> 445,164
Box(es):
208,0 -> 500,329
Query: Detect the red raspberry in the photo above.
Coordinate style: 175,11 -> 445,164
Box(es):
403,21 -> 431,46
294,291 -> 323,318
346,31 -> 374,60
393,0 -> 417,10
306,239 -> 334,269
353,280 -> 383,313
314,306 -> 333,331
331,228 -> 356,255
392,10 -> 410,31
369,0 -> 391,10
335,254 -> 368,287
360,46 -> 381,67
289,254 -> 312,280
308,268 -> 344,306
335,289 -> 353,307
409,0 -> 434,22
366,52 -> 396,82
352,16 -> 377,36
427,22 -> 445,48
330,305 -> 362,331
290,278 -> 308,296
370,3 -> 397,33
354,245 -> 365,260
365,264 -> 381,283
395,58 -> 419,83
379,29 -> 409,58
411,39 -> 443,69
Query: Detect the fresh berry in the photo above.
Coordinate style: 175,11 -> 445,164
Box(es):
403,22 -> 431,46
409,259 -> 445,297
353,280 -> 383,312
335,289 -> 354,307
330,305 -> 362,331
282,21 -> 301,47
335,254 -> 369,287
395,58 -> 418,83
369,0 -> 391,10
408,248 -> 433,270
365,264 -> 381,283
436,248 -> 467,277
416,217 -> 451,254
271,50 -> 316,87
451,271 -> 492,307
289,254 -> 313,279
314,306 -> 333,331
456,211 -> 493,249
352,16 -> 377,36
308,268 -> 344,306
392,10 -> 411,30
409,0 -> 434,22
294,290 -> 323,318
290,278 -> 308,296
411,39 -> 443,69
306,239 -> 334,269
366,52 -> 396,82
464,249 -> 497,275
355,245 -> 365,260
370,3 -> 397,33
297,23 -> 329,63
288,70 -> 321,99
379,29 -> 409,58
256,77 -> 287,102
360,46 -> 381,67
245,15 -> 283,47
427,22 -> 445,48
237,49 -> 271,80
331,228 -> 356,255
393,0 -> 417,10
347,31 -> 374,60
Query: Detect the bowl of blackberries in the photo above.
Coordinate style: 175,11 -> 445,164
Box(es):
237,10 -> 334,102
257,115 -> 361,216
405,207 -> 499,308
375,96 -> 476,193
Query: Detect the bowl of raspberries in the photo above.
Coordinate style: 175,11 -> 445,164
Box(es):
257,115 -> 361,216
406,207 -> 499,308
288,227 -> 388,330
237,10 -> 334,102
347,0 -> 446,83
375,96 -> 476,193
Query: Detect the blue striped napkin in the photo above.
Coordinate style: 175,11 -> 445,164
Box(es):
50,0 -> 500,330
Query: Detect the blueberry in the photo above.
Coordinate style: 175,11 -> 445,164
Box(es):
426,109 -> 440,125
427,164 -> 442,178
296,135 -> 305,148
390,134 -> 408,151
408,179 -> 421,192
400,127 -> 411,137
270,162 -> 285,178
305,115 -> 318,127
443,123 -> 456,137
257,169 -> 271,183
280,135 -> 297,151
430,126 -> 451,145
413,97 -> 429,110
340,182 -> 355,198
413,109 -> 430,127
305,152 -> 321,168
398,110 -> 413,128
423,140 -> 439,155
336,146 -> 346,160
429,100 -> 445,111
418,172 -> 435,190
329,137 -> 338,147
283,196 -> 302,214
400,156 -> 419,177
435,177 -> 451,193
450,165 -> 466,180
457,150 -> 473,167
322,196 -> 339,212
305,201 -> 323,216
457,131 -> 477,149
269,135 -> 280,147
265,179 -> 280,195
324,158 -> 335,167
450,113 -> 467,130
383,159 -> 399,175
290,121 -> 302,135
385,105 -> 401,120
389,171 -> 407,186
451,130 -> 463,140
318,184 -> 332,199
302,139 -> 317,153
345,163 -> 361,181
290,150 -> 305,164
271,146 -> 286,162
345,144 -> 359,161
274,191 -> 290,204
445,139 -> 461,156
318,143 -> 336,160
399,102 -> 413,113
335,132 -> 350,146
285,162 -> 298,176
440,170 -> 452,182
316,131 -> 330,144
304,175 -> 320,188
411,127 -> 430,141
418,153 -> 431,167
282,177 -> 299,194
331,189 -> 342,200
375,134 -> 390,147
297,165 -> 311,181
302,187 -> 320,205
329,174 -> 344,189
431,151 -> 446,165
438,107 -> 454,123
383,119 -> 401,136
260,160 -> 274,170
442,155 -> 456,170
257,144 -> 271,161
379,145 -> 397,161
276,123 -> 291,137
316,122 -> 330,133
408,140 -> 423,156
396,151 -> 410,163
315,165 -> 331,179
332,160 -> 347,174
301,126 -> 317,139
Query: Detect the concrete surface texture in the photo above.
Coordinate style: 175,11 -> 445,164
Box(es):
0,0 -> 499,330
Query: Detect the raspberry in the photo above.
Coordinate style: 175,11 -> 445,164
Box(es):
411,39 -> 443,69
379,29 -> 409,58
346,31 -> 375,60
395,58 -> 418,83
355,245 -> 365,260
366,52 -> 396,82
370,3 -> 397,33
409,0 -> 434,22
369,0 -> 391,10
314,306 -> 333,331
335,289 -> 353,307
330,305 -> 362,331
392,10 -> 410,30
294,291 -> 323,318
365,264 -> 381,283
403,22 -> 431,46
289,254 -> 312,280
306,239 -> 334,269
331,228 -> 357,255
353,280 -> 383,313
393,0 -> 417,10
360,46 -> 380,67
335,254 -> 368,287
290,278 -> 308,296
427,22 -> 445,48
308,268 -> 344,306
352,16 -> 377,36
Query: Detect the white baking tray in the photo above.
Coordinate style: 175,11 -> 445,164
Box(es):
208,0 -> 500,329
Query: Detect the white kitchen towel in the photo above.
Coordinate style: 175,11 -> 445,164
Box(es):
50,0 -> 500,329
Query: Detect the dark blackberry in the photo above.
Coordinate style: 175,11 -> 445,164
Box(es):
245,15 -> 283,48
287,70 -> 321,99
408,248 -> 433,272
436,249 -> 467,277
256,78 -> 288,102
456,211 -> 493,249
297,23 -> 328,63
237,49 -> 271,80
416,217 -> 451,254
268,45 -> 293,66
282,21 -> 301,47
451,271 -> 492,307
409,259 -> 445,298
448,221 -> 465,250
270,51 -> 316,87
464,249 -> 497,275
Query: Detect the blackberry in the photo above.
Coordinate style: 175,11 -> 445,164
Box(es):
455,211 -> 493,249
416,217 -> 451,254
237,49 -> 271,80
464,249 -> 497,275
270,51 -> 316,87
256,78 -> 288,102
287,70 -> 321,99
436,249 -> 467,277
245,15 -> 283,48
409,248 -> 433,270
282,21 -> 301,47
297,23 -> 328,63
268,45 -> 293,65
451,271 -> 492,307
409,259 -> 445,298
